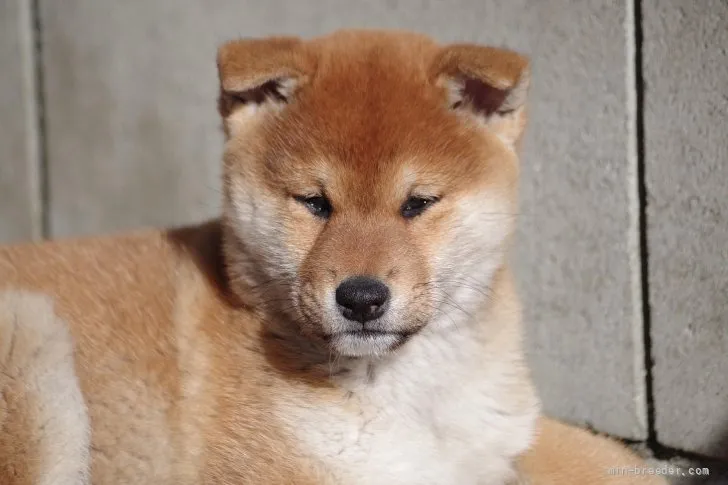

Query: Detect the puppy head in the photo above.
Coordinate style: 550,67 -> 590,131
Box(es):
218,30 -> 529,358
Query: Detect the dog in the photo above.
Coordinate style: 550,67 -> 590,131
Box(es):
0,30 -> 664,484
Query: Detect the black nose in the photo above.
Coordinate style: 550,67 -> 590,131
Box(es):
335,276 -> 390,323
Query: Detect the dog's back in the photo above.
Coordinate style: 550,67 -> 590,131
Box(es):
0,230 -> 183,483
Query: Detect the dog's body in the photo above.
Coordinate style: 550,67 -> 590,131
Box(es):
0,225 -> 534,484
0,30 -> 663,484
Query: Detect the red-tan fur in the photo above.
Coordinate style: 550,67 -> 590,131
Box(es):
0,30 -> 663,484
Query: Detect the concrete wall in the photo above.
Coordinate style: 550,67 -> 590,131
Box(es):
1,0 -> 726,467
644,0 -> 728,460
0,0 -> 41,242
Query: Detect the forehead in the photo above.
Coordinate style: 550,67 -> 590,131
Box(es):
260,33 -> 505,195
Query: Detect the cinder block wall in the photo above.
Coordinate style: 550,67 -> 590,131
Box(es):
1,0 -> 726,468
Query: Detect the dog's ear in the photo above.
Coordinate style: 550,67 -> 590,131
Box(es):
217,37 -> 314,137
432,44 -> 530,148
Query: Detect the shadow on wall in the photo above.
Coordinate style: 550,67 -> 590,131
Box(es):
670,420 -> 728,485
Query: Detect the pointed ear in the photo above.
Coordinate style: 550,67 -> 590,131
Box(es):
216,37 -> 315,137
432,44 -> 530,148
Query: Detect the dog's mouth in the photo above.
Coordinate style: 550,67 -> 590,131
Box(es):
323,329 -> 410,339
324,329 -> 416,357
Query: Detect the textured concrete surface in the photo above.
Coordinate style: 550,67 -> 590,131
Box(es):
510,2 -> 648,439
643,0 -> 728,459
0,0 -> 41,243
38,0 -> 648,439
40,0 -> 223,237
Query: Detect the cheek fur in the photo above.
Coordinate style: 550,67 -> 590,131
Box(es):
426,193 -> 514,326
228,181 -> 300,281
283,210 -> 326,271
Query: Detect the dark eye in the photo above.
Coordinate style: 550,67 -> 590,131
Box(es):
401,196 -> 439,219
295,195 -> 332,219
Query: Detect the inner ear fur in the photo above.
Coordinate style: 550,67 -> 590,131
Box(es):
216,37 -> 315,119
432,44 -> 530,144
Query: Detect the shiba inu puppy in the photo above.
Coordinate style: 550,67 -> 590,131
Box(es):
0,30 -> 663,484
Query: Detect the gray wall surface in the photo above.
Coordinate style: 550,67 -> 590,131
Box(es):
644,0 -> 728,460
1,0 -> 726,468
0,0 -> 41,242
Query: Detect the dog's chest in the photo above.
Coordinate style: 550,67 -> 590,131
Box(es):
279,360 -> 532,485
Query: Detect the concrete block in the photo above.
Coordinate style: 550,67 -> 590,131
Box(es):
40,0 -> 645,437
0,0 -> 41,243
507,2 -> 647,439
643,0 -> 728,459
